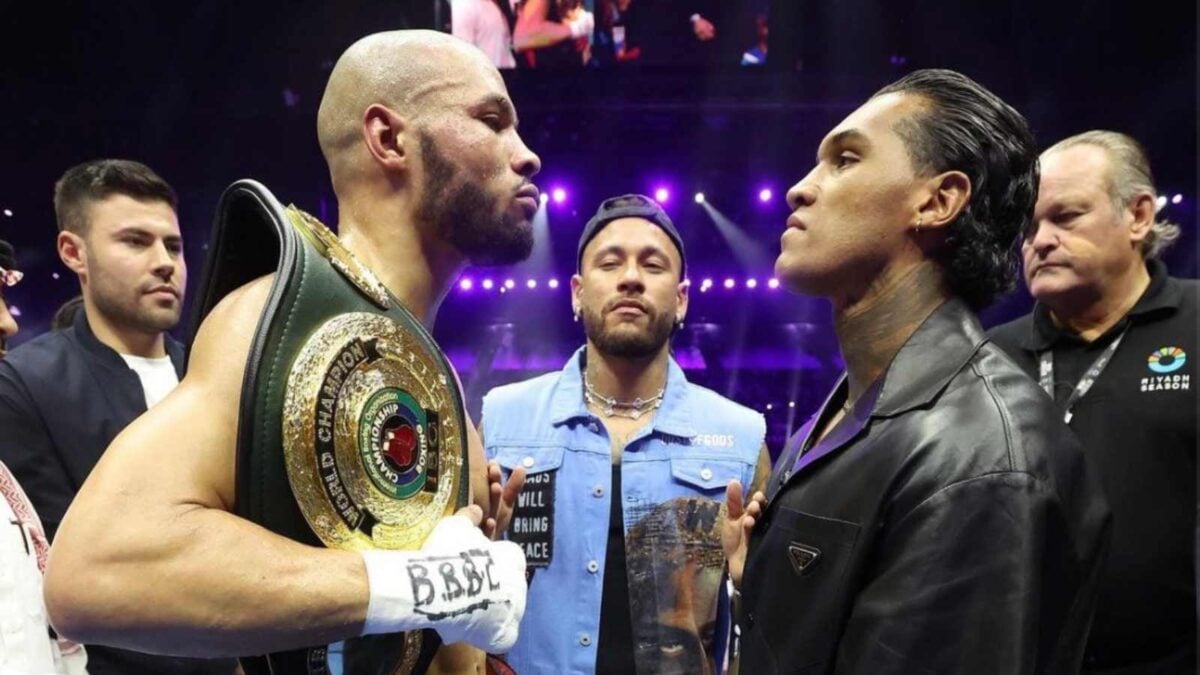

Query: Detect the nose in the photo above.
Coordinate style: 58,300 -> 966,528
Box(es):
151,241 -> 178,281
511,133 -> 541,179
1026,220 -> 1059,258
616,262 -> 645,293
786,170 -> 818,211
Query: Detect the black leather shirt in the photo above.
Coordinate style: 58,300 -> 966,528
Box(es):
739,299 -> 1112,674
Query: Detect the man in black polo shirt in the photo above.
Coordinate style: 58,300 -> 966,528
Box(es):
990,130 -> 1198,673
0,160 -> 235,675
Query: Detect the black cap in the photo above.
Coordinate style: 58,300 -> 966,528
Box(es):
577,194 -> 686,276
0,240 -> 15,272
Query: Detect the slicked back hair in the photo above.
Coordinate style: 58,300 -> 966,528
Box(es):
875,69 -> 1039,309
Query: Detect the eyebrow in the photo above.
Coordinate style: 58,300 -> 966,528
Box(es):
817,129 -> 871,162
113,226 -> 182,243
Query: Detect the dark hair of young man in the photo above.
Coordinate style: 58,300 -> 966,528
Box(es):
53,159 -> 178,235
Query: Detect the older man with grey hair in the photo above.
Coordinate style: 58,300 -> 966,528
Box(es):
990,130 -> 1198,674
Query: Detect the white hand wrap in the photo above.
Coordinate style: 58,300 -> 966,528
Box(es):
360,515 -> 527,653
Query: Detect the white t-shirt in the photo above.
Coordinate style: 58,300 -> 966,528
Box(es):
450,0 -> 517,69
118,354 -> 179,409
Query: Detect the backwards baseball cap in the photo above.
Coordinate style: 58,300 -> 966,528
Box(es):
0,240 -> 21,287
577,194 -> 686,276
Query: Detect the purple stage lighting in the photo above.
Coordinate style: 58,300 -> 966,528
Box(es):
723,278 -> 735,289
526,279 -> 537,289
552,187 -> 567,204
504,279 -> 515,289
481,278 -> 494,290
459,278 -> 473,291
548,278 -> 560,289
746,278 -> 758,289
758,188 -> 773,203
654,187 -> 670,203
767,278 -> 780,289
1172,193 -> 1183,204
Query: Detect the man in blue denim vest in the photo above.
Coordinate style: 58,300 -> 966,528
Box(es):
482,194 -> 770,674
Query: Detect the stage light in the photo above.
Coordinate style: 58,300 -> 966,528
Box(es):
539,193 -> 549,205
500,287 -> 507,294
654,187 -> 670,203
1156,196 -> 1167,211
9,305 -> 19,317
52,272 -> 60,280
723,278 -> 735,289
2,209 -> 11,217
765,403 -> 773,411
459,278 -> 473,291
746,278 -> 758,289
694,192 -> 705,204
552,187 -> 567,204
767,278 -> 780,289
526,279 -> 537,289
1172,193 -> 1183,204
788,401 -> 796,408
547,278 -> 560,289
504,279 -> 515,289
481,278 -> 494,290
758,188 -> 773,203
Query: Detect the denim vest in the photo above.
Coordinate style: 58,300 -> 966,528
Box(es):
482,348 -> 765,674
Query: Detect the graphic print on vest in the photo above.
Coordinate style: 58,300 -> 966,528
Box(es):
507,470 -> 555,567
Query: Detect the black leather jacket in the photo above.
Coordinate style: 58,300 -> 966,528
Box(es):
739,299 -> 1112,674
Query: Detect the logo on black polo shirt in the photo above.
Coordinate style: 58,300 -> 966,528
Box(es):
1141,346 -> 1190,392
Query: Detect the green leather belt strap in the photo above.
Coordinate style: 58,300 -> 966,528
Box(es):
191,180 -> 466,674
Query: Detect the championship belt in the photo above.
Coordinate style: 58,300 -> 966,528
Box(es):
191,180 -> 469,674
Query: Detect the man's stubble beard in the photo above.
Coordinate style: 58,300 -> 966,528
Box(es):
416,131 -> 533,267
581,302 -> 675,359
88,266 -> 181,335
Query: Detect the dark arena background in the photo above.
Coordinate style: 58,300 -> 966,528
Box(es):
1,1 -> 1195,457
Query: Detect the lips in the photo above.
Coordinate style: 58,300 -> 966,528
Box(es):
146,285 -> 179,299
608,299 -> 648,316
786,214 -> 807,230
1032,262 -> 1068,276
516,183 -> 540,201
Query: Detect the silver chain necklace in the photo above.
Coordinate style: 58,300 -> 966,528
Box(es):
583,371 -> 665,420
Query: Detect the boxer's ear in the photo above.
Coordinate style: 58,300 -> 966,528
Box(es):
915,169 -> 970,232
362,104 -> 410,172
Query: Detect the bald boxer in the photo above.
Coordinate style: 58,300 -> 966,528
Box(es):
44,30 -> 540,666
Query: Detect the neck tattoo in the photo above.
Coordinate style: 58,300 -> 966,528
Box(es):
583,370 -> 665,420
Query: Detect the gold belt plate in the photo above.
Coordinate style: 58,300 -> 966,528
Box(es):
282,312 -> 464,551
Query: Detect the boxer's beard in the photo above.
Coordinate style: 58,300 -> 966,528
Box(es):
581,299 -> 675,359
417,132 -> 533,266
